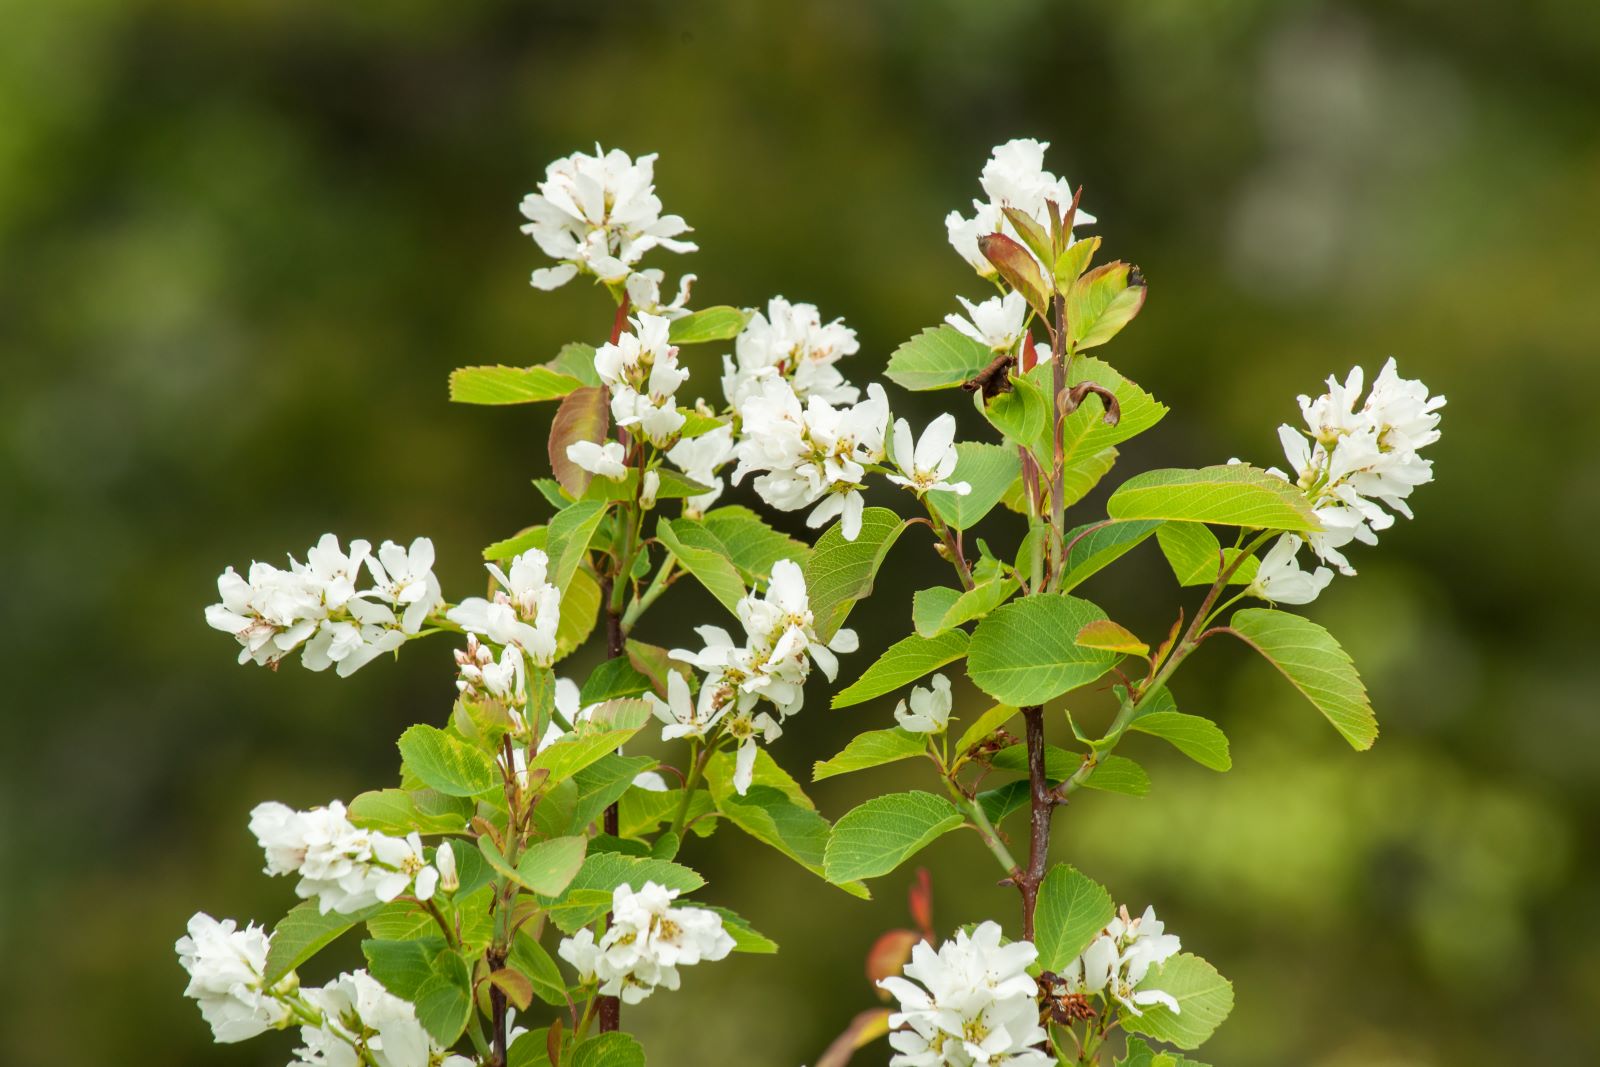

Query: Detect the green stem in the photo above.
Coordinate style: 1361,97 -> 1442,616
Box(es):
670,740 -> 712,836
622,555 -> 675,630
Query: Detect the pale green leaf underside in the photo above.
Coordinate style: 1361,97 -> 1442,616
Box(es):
813,727 -> 927,781
449,364 -> 583,405
1130,710 -> 1232,772
928,441 -> 1021,529
885,324 -> 993,391
1107,464 -> 1319,531
1227,607 -> 1376,750
803,507 -> 909,642
656,518 -> 747,614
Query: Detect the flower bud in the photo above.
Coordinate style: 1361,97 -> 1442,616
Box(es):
640,469 -> 661,509
435,841 -> 459,894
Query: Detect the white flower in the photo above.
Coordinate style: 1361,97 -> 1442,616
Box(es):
877,921 -> 1050,1067
1269,359 -> 1444,575
894,674 -> 953,734
648,669 -> 727,741
625,267 -> 695,319
566,440 -> 628,481
888,413 -> 971,497
1248,535 -> 1333,605
205,561 -> 323,667
945,291 -> 1030,354
1060,905 -> 1184,1019
945,138 -> 1095,278
176,913 -> 290,1043
557,882 -> 733,1004
594,313 -> 689,446
447,548 -> 562,665
665,423 -> 735,517
361,538 -> 444,635
294,970 -> 444,1067
520,146 -> 695,290
455,634 -> 525,703
721,296 -> 861,409
731,379 -> 888,541
248,801 -> 441,915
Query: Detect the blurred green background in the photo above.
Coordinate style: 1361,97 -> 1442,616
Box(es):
4,0 -> 1597,1063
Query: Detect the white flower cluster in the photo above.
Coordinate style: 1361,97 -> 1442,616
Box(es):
519,145 -> 695,293
730,377 -> 890,541
206,535 -> 443,676
447,547 -> 562,667
721,296 -> 862,409
894,673 -> 953,734
292,970 -> 472,1067
945,138 -> 1095,279
1058,905 -> 1183,1018
590,311 -> 690,446
557,881 -> 734,1004
877,921 -> 1050,1067
665,422 -> 736,517
888,413 -> 971,497
1251,358 -> 1445,600
175,913 -> 290,1043
665,559 -> 857,793
249,800 -> 444,915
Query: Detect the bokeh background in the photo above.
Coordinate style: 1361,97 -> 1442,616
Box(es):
4,0 -> 1597,1063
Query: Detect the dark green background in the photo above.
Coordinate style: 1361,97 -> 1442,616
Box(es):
4,1 -> 1596,1064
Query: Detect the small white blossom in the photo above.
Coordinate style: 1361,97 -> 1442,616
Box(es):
888,414 -> 971,497
721,296 -> 861,409
293,970 -> 454,1067
361,538 -> 444,635
566,440 -> 629,481
455,634 -> 525,704
557,882 -> 733,1004
1248,535 -> 1333,605
175,913 -> 290,1043
945,138 -> 1095,278
1060,905 -> 1183,1019
594,313 -> 689,446
624,267 -> 695,319
894,674 -> 953,734
877,921 -> 1050,1067
665,423 -> 736,517
945,291 -> 1030,354
447,548 -> 562,665
248,801 -> 442,915
520,146 -> 694,291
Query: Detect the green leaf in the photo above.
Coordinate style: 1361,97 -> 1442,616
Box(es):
885,325 -> 994,391
927,442 -> 1021,530
541,852 -> 706,933
813,728 -> 928,781
655,518 -> 747,614
546,342 -> 601,387
705,747 -> 815,811
913,577 -> 1020,639
668,305 -> 750,344
981,370 -> 1049,446
347,788 -> 471,835
700,506 -> 810,582
1118,1037 -> 1209,1067
1057,358 -> 1167,467
546,500 -> 610,593
1131,710 -> 1232,772
1082,754 -> 1151,796
579,656 -> 653,704
1068,261 -> 1147,349
548,386 -> 610,497
556,568 -> 602,661
704,905 -> 779,953
363,937 -> 442,999
824,791 -> 965,883
967,596 -> 1120,706
508,930 -> 569,1007
398,725 -> 498,797
1058,520 -> 1163,593
581,467 -> 710,504
831,630 -> 969,709
1060,446 -> 1120,510
412,949 -> 473,1045
803,507 -> 909,642
516,836 -> 588,896
529,700 -> 652,784
571,1032 -> 646,1067
1155,523 -> 1259,587
264,901 -> 379,985
1123,953 -> 1236,1051
1034,864 -> 1116,970
483,524 -> 546,563
979,232 -> 1050,314
716,785 -> 868,897
572,753 -> 658,831
1226,608 -> 1377,750
1107,465 -> 1319,531
1075,619 -> 1149,657
449,364 -> 583,405
953,703 -> 1018,757
990,742 -> 1080,780
976,779 -> 1034,826
1053,235 -> 1100,290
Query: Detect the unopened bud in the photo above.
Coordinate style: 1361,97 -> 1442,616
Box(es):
640,469 -> 661,509
435,841 -> 459,893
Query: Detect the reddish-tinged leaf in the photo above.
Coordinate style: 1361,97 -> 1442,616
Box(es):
487,968 -> 534,1011
978,233 -> 1049,315
816,1008 -> 893,1067
548,386 -> 609,497
867,930 -> 921,997
1001,206 -> 1054,272
908,868 -> 934,940
1075,619 -> 1150,657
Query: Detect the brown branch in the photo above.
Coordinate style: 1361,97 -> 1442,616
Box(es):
1015,704 -> 1054,939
